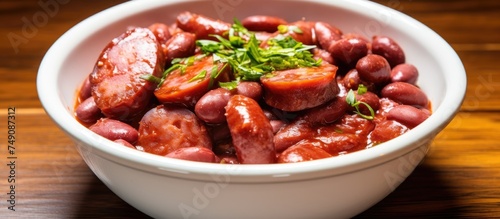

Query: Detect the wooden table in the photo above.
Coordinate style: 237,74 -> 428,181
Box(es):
1,0 -> 499,218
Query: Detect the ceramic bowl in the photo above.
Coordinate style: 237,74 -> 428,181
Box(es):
37,0 -> 466,218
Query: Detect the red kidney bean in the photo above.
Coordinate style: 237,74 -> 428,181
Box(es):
368,120 -> 409,144
163,32 -> 196,64
75,96 -> 103,124
331,38 -> 368,66
387,105 -> 430,128
241,15 -> 287,33
176,11 -> 231,40
114,139 -> 136,149
261,63 -> 339,111
371,35 -> 405,67
148,23 -> 172,45
195,88 -> 232,124
137,105 -> 212,156
356,54 -> 391,85
381,82 -> 429,108
277,141 -> 332,163
90,27 -> 164,121
300,96 -> 348,126
391,63 -> 419,85
236,81 -> 262,100
154,56 -> 230,107
78,75 -> 92,101
273,119 -> 315,152
226,95 -> 276,164
314,21 -> 342,52
166,147 -> 220,163
89,118 -> 139,144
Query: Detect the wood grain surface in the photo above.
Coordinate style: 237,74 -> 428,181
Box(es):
0,0 -> 499,218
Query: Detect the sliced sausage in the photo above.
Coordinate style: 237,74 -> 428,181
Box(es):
273,119 -> 316,152
325,113 -> 375,136
264,21 -> 316,46
277,141 -> 332,163
314,21 -> 342,52
89,27 -> 165,121
166,147 -> 220,163
176,11 -> 231,40
137,105 -> 212,156
154,56 -> 230,107
225,95 -> 275,164
300,96 -> 348,126
89,118 -> 138,144
261,63 -> 339,111
313,133 -> 365,155
241,15 -> 287,33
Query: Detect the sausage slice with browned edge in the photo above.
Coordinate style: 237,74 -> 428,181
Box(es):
137,105 -> 212,156
225,95 -> 276,164
176,11 -> 231,40
261,63 -> 339,111
89,27 -> 165,121
154,56 -> 230,107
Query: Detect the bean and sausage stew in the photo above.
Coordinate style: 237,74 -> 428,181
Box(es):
75,12 -> 431,164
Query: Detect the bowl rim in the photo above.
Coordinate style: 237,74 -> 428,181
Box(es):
37,0 -> 466,181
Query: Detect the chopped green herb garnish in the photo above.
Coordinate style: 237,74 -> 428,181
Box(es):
346,89 -> 375,120
188,70 -> 207,83
146,18 -> 320,89
219,81 -> 238,90
140,74 -> 162,84
357,84 -> 368,95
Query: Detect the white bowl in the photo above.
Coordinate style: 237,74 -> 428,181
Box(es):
37,0 -> 466,218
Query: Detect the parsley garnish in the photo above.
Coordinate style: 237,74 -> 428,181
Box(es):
143,18 -> 321,90
346,84 -> 375,120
